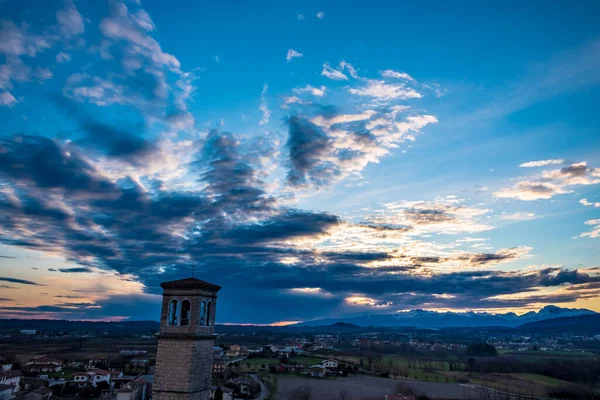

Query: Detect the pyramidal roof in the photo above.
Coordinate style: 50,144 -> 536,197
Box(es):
160,277 -> 221,291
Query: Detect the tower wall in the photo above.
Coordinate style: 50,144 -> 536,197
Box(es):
152,278 -> 221,400
153,338 -> 214,400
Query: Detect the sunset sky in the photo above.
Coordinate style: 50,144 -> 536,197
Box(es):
1,0 -> 599,324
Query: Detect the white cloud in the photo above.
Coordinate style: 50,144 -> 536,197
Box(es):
132,10 -> 155,31
321,63 -> 348,80
380,69 -> 415,82
348,79 -> 422,101
296,14 -> 304,20
100,1 -> 180,72
0,21 -> 51,57
293,84 -> 326,97
494,181 -> 570,201
310,110 -> 377,129
56,51 -> 71,63
577,219 -> 600,239
316,11 -> 325,19
519,159 -> 564,168
213,55 -> 220,63
580,198 -> 600,208
339,61 -> 359,78
496,162 -> 600,201
286,49 -> 303,62
281,96 -> 309,108
500,212 -> 536,221
0,91 -> 17,107
33,67 -> 53,81
56,1 -> 85,38
259,83 -> 270,125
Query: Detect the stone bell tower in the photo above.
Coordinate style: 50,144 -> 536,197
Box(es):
153,278 -> 221,400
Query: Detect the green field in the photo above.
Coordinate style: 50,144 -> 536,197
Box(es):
240,355 -> 325,371
503,350 -> 596,358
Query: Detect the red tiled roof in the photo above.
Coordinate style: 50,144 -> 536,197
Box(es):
89,369 -> 110,375
0,370 -> 21,379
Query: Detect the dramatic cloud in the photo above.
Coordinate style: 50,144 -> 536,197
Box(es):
495,161 -> 600,201
286,49 -> 303,62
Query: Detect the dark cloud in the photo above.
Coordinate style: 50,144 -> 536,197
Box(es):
57,267 -> 94,273
0,277 -> 45,286
0,298 -> 12,301
539,268 -> 600,286
0,135 -> 117,194
0,127 -> 597,322
286,116 -> 336,187
0,255 -> 16,259
51,95 -> 156,164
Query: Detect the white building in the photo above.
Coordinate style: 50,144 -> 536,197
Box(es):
25,357 -> 62,373
0,370 -> 21,395
321,359 -> 338,369
73,369 -> 111,387
20,330 -> 37,335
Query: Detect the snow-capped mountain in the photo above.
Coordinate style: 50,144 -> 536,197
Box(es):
297,306 -> 596,328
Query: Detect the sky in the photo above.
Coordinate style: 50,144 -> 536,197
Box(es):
0,0 -> 600,325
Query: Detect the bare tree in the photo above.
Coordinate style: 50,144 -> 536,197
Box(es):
288,385 -> 312,400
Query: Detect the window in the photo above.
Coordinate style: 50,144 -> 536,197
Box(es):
199,300 -> 206,326
206,301 -> 212,326
168,299 -> 179,326
181,300 -> 191,326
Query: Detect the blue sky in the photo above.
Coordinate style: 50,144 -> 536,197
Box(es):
0,0 -> 599,324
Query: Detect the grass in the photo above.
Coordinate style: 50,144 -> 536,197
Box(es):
503,350 -> 596,358
510,373 -> 569,386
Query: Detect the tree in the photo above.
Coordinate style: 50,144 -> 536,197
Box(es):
288,385 -> 312,400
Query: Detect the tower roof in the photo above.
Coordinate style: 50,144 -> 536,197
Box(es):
160,277 -> 221,291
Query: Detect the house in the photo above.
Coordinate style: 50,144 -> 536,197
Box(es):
20,330 -> 37,336
210,386 -> 233,400
110,370 -> 124,380
24,358 -> 62,373
0,365 -> 12,373
308,365 -> 326,378
20,386 -> 53,400
231,377 -> 252,395
212,360 -> 227,375
321,359 -> 338,369
0,384 -> 15,400
130,359 -> 149,368
213,347 -> 224,358
73,369 -> 111,387
115,375 -> 152,400
225,344 -> 241,357
0,371 -> 21,394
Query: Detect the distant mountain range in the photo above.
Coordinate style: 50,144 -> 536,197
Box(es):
519,314 -> 600,333
296,305 -> 597,329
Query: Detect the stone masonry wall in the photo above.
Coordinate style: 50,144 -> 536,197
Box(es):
153,338 -> 214,400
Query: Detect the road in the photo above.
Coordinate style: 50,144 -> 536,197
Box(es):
250,373 -> 269,400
